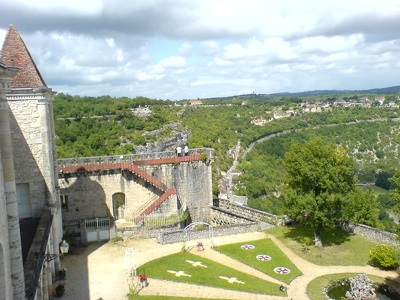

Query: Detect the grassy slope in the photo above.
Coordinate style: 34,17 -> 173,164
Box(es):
267,226 -> 378,266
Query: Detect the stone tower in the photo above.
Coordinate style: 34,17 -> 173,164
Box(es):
0,25 -> 62,299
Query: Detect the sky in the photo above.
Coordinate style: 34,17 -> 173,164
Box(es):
1,0 -> 400,100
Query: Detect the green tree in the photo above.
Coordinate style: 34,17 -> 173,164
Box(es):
342,189 -> 379,227
376,171 -> 395,190
283,138 -> 356,248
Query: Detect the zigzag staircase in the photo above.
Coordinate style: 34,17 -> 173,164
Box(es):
58,155 -> 201,219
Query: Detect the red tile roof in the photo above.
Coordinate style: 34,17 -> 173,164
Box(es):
0,25 -> 47,88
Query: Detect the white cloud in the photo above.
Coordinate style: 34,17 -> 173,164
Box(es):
159,56 -> 188,68
176,43 -> 194,57
298,35 -> 364,53
200,40 -> 221,56
1,0 -> 400,99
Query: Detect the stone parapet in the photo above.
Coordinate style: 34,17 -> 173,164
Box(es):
210,206 -> 255,225
158,222 -> 260,245
218,199 -> 289,225
24,207 -> 54,300
58,148 -> 213,167
117,223 -> 181,240
340,221 -> 400,247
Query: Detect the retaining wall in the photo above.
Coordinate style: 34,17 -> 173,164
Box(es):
218,199 -> 289,225
340,222 -> 400,247
158,222 -> 260,245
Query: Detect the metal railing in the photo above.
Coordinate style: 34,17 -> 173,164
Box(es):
58,148 -> 213,167
119,202 -> 187,227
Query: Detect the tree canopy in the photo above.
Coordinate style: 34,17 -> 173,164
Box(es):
283,138 -> 378,247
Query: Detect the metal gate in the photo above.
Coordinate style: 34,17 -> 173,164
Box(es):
84,217 -> 112,242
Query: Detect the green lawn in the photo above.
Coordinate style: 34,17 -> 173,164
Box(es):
360,184 -> 388,197
137,252 -> 285,296
267,226 -> 378,266
306,273 -> 400,300
215,238 -> 302,284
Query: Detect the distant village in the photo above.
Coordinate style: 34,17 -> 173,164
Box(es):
132,96 -> 400,127
249,96 -> 400,126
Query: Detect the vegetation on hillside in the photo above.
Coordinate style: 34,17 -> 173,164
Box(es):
54,93 -> 182,157
282,138 -> 379,247
53,91 -> 400,233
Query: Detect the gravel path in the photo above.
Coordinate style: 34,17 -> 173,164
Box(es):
59,231 -> 400,300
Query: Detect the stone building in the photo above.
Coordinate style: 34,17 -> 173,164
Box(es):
58,149 -> 214,241
0,25 -> 63,299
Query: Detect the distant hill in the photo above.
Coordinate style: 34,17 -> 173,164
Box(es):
200,85 -> 400,101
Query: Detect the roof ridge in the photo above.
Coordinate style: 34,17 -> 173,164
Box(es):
0,25 -> 47,88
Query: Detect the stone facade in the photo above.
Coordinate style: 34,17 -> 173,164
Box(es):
0,62 -> 21,300
140,159 -> 213,222
0,26 -> 63,300
58,149 -> 214,224
59,170 -> 162,221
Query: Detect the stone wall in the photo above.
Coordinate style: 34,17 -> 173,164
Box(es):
140,159 -> 213,222
210,207 -> 255,225
8,90 -> 59,217
117,223 -> 182,240
218,199 -> 289,226
340,222 -> 400,247
0,68 -> 19,300
7,89 -> 62,300
158,222 -> 260,245
58,148 -> 214,223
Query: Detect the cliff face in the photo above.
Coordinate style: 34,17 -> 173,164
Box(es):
133,126 -> 188,154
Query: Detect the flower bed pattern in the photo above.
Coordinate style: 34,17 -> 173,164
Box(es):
215,238 -> 302,284
138,252 -> 284,295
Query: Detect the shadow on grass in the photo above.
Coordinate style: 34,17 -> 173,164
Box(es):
283,225 -> 351,246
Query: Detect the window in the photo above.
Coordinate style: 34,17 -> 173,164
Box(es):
61,195 -> 68,210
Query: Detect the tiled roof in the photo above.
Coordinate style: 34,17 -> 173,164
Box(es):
0,25 -> 47,88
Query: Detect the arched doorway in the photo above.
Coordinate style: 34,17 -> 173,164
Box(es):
112,193 -> 125,220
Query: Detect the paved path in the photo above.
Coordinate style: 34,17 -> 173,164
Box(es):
266,234 -> 400,299
60,231 -> 400,300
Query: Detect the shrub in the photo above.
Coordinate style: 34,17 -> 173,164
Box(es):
200,153 -> 207,162
368,244 -> 400,269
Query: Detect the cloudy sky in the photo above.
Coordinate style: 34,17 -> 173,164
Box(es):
1,0 -> 400,100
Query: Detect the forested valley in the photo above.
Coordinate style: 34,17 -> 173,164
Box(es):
53,92 -> 400,233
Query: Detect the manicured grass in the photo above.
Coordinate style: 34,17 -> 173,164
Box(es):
306,273 -> 400,300
267,225 -> 378,266
138,252 -> 285,296
215,238 -> 302,284
361,184 -> 389,197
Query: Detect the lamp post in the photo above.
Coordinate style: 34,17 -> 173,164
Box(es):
44,240 -> 69,262
60,240 -> 69,254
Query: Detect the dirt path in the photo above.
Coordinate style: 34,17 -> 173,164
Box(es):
59,231 -> 400,300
